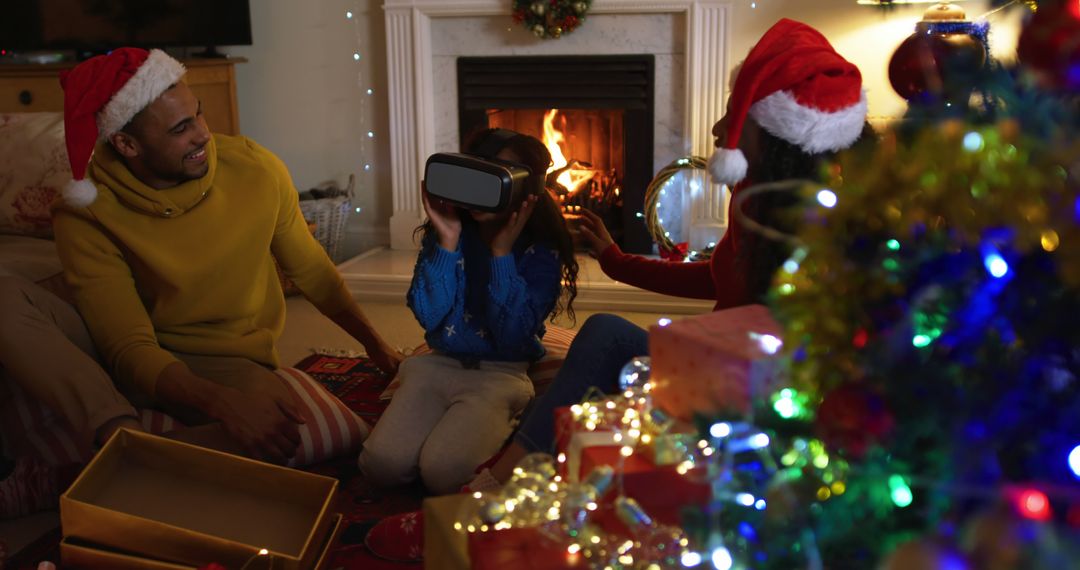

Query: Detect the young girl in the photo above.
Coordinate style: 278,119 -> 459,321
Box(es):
358,128 -> 577,495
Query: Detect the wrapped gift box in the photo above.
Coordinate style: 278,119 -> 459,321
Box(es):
424,494 -> 583,570
553,406 -> 710,526
60,429 -> 339,570
649,304 -> 783,420
424,494 -> 474,570
577,446 -> 710,526
468,529 -> 586,570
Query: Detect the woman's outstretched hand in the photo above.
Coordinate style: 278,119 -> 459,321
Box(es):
576,209 -> 615,258
421,183 -> 461,251
490,194 -> 539,257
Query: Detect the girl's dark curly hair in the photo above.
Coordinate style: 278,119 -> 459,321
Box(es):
417,128 -> 579,323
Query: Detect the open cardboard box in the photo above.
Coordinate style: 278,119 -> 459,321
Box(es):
60,429 -> 339,570
60,514 -> 343,570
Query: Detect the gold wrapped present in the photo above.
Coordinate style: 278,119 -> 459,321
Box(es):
60,429 -> 339,570
424,494 -> 474,570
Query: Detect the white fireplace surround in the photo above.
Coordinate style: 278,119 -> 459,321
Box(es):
383,0 -> 733,250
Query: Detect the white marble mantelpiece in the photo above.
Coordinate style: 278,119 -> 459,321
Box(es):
383,0 -> 733,250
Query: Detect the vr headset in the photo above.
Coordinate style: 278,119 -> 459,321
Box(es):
424,129 -> 532,213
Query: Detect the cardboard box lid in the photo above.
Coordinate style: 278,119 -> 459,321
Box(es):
61,429 -> 337,570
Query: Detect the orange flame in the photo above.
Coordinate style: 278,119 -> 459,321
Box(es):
542,109 -> 596,196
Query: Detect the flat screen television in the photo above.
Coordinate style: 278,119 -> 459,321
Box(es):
1,0 -> 252,54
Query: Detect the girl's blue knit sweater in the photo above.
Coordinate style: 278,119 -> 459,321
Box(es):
407,227 -> 562,362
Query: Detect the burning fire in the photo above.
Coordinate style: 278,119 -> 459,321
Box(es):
542,109 -> 597,196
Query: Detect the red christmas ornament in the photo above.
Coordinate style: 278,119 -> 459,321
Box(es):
1017,0 -> 1080,91
888,3 -> 988,103
814,382 -> 894,459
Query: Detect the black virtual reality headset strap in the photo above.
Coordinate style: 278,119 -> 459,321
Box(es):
472,128 -> 521,159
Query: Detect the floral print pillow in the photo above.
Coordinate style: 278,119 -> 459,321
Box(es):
0,113 -> 70,239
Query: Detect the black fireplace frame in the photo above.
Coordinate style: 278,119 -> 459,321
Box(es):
457,55 -> 655,254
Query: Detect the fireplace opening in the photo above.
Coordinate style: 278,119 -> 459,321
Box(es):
458,55 -> 655,254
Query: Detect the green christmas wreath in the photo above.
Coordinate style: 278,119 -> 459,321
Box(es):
512,0 -> 593,39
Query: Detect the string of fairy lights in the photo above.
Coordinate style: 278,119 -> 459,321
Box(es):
345,4 -> 376,216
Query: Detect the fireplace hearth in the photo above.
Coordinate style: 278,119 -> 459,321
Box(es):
458,55 -> 654,254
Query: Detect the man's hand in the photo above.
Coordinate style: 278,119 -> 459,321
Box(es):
208,386 -> 304,464
156,362 -> 305,464
369,342 -> 405,376
575,209 -> 615,258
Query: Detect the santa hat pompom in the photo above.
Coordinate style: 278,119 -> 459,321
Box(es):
63,179 -> 98,208
708,148 -> 748,187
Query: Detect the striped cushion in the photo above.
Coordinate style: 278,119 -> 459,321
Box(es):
275,368 -> 369,467
379,325 -> 578,401
0,368 -> 367,468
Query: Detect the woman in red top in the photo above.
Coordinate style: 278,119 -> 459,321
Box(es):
501,16 -> 873,483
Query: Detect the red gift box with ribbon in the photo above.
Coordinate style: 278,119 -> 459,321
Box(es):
553,406 -> 710,526
467,528 -> 586,570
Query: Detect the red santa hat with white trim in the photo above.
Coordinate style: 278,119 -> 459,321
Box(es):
708,19 -> 867,187
59,48 -> 186,207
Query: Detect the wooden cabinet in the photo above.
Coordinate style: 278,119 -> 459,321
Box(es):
0,57 -> 245,135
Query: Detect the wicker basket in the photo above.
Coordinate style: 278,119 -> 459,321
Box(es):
299,174 -> 353,263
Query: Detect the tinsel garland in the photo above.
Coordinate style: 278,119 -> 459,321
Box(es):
511,0 -> 592,39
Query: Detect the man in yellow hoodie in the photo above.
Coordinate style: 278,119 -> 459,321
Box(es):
48,48 -> 401,464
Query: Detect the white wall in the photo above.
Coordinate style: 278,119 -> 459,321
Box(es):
229,0 -> 391,258
224,0 -> 1026,258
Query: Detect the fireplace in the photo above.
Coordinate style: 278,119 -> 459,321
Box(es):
381,0 -> 732,254
458,55 -> 654,254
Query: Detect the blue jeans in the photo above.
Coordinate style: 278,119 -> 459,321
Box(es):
515,314 -> 649,453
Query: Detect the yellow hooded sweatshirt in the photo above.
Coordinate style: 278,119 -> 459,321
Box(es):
52,134 -> 354,398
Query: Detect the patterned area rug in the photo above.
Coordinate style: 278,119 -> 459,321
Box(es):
292,353 -> 425,570
6,354 -> 423,570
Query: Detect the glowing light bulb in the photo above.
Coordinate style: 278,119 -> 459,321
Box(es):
346,10 -> 353,18
773,396 -> 797,418
1017,489 -> 1052,521
887,239 -> 900,251
710,422 -> 732,438
353,53 -> 361,61
755,333 -> 782,355
1069,445 -> 1080,479
816,189 -> 837,208
367,131 -> 375,138
735,493 -> 755,506
984,253 -> 1009,278
963,132 -> 984,152
711,546 -> 733,570
889,475 -> 913,508
681,552 -> 703,567
748,433 -> 770,449
366,88 -> 374,95
658,317 -> 672,327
